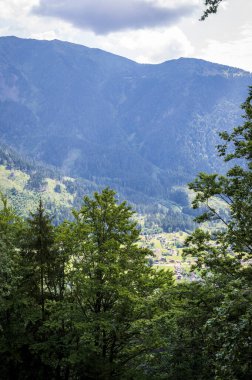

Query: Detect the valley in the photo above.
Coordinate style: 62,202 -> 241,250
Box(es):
0,162 -> 194,277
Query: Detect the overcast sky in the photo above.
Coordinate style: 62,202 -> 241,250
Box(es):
0,0 -> 251,71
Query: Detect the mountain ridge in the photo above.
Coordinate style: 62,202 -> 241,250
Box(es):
0,36 -> 251,205
1,35 -> 250,75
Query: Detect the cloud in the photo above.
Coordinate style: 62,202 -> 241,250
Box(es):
200,24 -> 252,72
96,26 -> 194,63
32,0 -> 198,35
0,0 -> 80,41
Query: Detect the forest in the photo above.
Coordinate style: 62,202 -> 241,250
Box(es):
0,87 -> 251,379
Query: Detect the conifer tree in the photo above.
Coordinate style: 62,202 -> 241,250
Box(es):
20,199 -> 55,320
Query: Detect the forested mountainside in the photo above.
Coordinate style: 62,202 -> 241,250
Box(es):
0,141 -> 197,230
0,36 -> 251,204
0,141 -> 100,223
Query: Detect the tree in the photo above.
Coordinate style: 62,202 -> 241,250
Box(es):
62,188 -> 173,379
0,194 -> 19,303
201,0 -> 225,20
20,199 -> 56,320
184,87 -> 252,379
0,190 -> 174,379
0,195 -> 26,379
188,86 -> 252,258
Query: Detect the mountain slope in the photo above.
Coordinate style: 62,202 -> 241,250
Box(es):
0,36 -> 251,203
0,142 -> 197,232
0,141 -> 100,222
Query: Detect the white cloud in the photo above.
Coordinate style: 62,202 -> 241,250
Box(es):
200,25 -> 252,72
0,0 -> 38,18
0,0 -> 81,43
30,30 -> 58,40
96,27 -> 194,63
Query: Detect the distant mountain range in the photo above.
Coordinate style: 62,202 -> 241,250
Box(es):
0,36 -> 251,206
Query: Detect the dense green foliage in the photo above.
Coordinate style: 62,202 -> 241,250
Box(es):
0,189 -> 174,379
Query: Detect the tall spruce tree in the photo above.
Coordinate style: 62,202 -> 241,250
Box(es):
20,199 -> 55,320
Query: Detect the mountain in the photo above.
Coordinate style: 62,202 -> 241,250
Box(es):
0,141 -> 100,223
0,142 -> 196,231
0,36 -> 251,204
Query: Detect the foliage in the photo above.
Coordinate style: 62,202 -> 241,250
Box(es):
0,189 -> 174,379
62,188 -> 174,378
201,0 -> 224,20
184,87 -> 252,379
188,87 -> 252,256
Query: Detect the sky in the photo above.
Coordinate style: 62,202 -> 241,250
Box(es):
0,0 -> 251,71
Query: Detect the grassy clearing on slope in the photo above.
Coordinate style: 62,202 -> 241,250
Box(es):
0,165 -> 74,219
